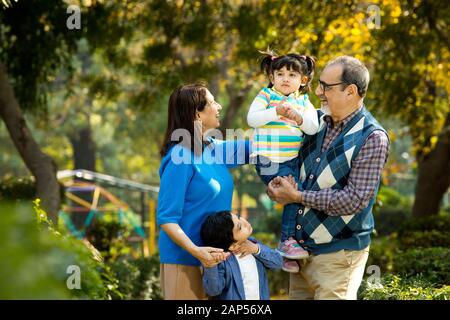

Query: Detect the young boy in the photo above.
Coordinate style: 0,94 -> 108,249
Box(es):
200,211 -> 283,300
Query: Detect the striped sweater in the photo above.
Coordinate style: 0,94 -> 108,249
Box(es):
247,87 -> 319,163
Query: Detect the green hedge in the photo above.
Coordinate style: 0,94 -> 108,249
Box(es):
399,215 -> 450,235
373,208 -> 411,236
108,256 -> 162,300
366,235 -> 398,273
0,176 -> 65,201
0,176 -> 36,200
398,230 -> 450,250
359,274 -> 450,300
393,247 -> 450,284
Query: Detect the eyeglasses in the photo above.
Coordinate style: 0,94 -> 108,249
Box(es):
318,79 -> 349,92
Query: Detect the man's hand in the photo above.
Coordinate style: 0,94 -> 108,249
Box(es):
267,176 -> 301,205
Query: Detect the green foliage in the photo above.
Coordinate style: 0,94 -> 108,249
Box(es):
0,200 -> 121,299
393,248 -> 450,284
364,213 -> 450,300
367,235 -> 398,273
359,274 -> 450,300
86,218 -> 131,263
252,232 -> 277,249
108,255 -> 162,300
0,176 -> 65,202
373,208 -> 410,236
370,1 -> 449,156
398,230 -> 450,250
373,186 -> 412,236
399,215 -> 450,234
376,186 -> 411,210
0,0 -> 131,113
267,268 -> 289,298
0,176 -> 36,200
396,215 -> 450,250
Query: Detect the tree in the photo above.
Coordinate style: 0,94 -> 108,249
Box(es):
0,0 -> 131,221
0,1 -> 79,221
369,0 -> 449,216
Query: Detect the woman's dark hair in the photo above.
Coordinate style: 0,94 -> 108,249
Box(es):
260,49 -> 316,94
160,83 -> 208,157
201,211 -> 236,251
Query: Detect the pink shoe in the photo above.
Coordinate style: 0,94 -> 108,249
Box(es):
277,239 -> 309,260
282,258 -> 299,273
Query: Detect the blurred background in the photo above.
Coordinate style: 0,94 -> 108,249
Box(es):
0,0 -> 448,299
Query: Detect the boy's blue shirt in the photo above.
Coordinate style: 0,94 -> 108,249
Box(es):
202,238 -> 283,300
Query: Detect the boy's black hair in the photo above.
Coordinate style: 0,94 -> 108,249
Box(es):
201,211 -> 236,251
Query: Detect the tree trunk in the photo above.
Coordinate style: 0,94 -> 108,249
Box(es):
0,63 -> 60,222
69,126 -> 96,171
220,82 -> 253,134
412,112 -> 450,217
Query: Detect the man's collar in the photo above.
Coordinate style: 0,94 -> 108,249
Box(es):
324,104 -> 364,129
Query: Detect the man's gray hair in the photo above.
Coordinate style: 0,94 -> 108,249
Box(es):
326,56 -> 370,97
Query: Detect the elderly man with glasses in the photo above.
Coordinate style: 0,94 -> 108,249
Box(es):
267,56 -> 390,300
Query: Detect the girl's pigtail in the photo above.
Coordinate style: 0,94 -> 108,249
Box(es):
260,54 -> 273,75
259,47 -> 277,87
303,55 -> 316,79
296,54 -> 316,94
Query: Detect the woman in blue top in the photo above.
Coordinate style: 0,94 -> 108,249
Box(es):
157,83 -> 251,300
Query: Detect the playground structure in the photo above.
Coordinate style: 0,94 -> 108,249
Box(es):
57,170 -> 159,256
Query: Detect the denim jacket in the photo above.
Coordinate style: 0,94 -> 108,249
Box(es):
202,239 -> 282,300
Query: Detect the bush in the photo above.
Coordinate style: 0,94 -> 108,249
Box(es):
372,187 -> 412,236
373,208 -> 411,236
375,186 -> 411,210
252,232 -> 278,248
393,247 -> 450,284
399,215 -> 450,235
398,230 -> 450,250
268,269 -> 290,298
86,219 -> 131,262
0,176 -> 36,200
108,255 -> 162,300
366,235 -> 398,273
359,274 -> 450,300
0,200 -> 120,299
0,176 -> 65,201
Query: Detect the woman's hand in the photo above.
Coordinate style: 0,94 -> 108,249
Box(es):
160,224 -> 230,268
267,176 -> 301,205
194,246 -> 230,268
231,240 -> 259,258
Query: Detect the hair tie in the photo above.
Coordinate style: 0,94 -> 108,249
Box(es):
271,56 -> 277,61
